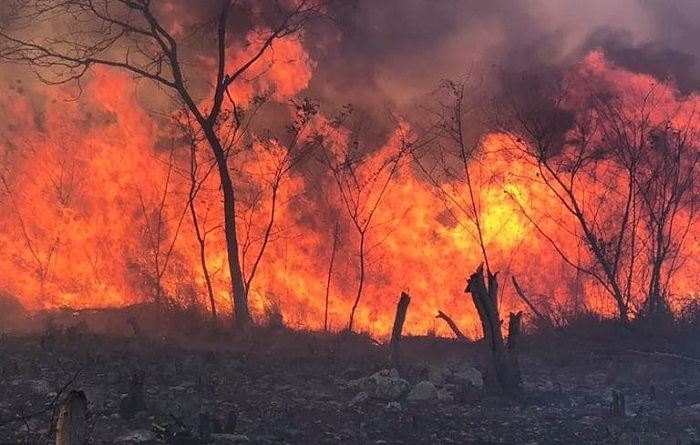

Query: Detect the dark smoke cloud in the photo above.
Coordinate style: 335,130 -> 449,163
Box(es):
5,0 -> 700,147
306,0 -> 700,122
585,31 -> 700,95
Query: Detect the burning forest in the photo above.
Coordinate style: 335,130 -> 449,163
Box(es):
2,1 -> 700,444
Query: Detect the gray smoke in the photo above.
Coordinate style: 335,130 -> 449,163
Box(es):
3,0 -> 699,146
306,0 -> 700,117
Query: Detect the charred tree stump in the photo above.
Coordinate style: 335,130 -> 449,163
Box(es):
119,371 -> 146,419
224,410 -> 237,434
610,390 -> 626,417
506,311 -> 522,349
390,292 -> 411,369
466,264 -> 523,397
499,311 -> 523,392
198,411 -> 212,440
55,390 -> 87,445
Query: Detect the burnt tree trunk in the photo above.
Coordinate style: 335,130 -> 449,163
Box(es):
119,371 -> 146,419
390,292 -> 411,369
466,264 -> 522,397
202,125 -> 251,333
55,390 -> 87,445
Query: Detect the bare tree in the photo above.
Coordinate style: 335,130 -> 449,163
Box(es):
176,93 -> 318,324
175,92 -> 268,323
0,137 -> 81,305
317,109 -> 410,332
135,147 -> 187,316
495,76 -> 700,323
595,95 -> 700,318
0,0 -> 328,331
237,98 -> 319,301
0,177 -> 59,302
413,79 -> 493,271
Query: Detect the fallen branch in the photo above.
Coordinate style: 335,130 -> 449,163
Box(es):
562,335 -> 700,366
511,276 -> 551,326
435,310 -> 468,341
622,348 -> 700,365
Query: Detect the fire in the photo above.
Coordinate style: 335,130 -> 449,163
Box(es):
1,36 -> 700,338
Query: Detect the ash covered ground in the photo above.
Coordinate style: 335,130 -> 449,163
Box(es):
2,307 -> 700,445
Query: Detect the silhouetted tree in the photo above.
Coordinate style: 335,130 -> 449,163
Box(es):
495,76 -> 700,323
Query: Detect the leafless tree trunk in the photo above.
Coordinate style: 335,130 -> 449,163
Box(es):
55,391 -> 87,445
324,220 -> 340,332
348,231 -> 367,331
634,126 -> 699,317
239,99 -> 319,301
413,80 -> 493,273
466,265 -> 523,396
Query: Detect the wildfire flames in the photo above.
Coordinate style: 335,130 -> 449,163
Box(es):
1,4 -> 700,338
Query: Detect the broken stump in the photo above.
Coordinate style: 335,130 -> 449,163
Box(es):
119,371 -> 146,419
390,292 -> 411,369
55,390 -> 87,445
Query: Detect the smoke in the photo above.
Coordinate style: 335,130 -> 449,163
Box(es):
7,1 -> 697,145
307,0 -> 700,116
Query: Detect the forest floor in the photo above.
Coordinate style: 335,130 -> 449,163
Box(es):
2,307 -> 700,444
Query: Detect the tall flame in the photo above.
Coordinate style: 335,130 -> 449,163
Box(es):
2,38 -> 700,338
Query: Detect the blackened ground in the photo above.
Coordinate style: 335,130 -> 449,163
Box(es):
1,309 -> 700,444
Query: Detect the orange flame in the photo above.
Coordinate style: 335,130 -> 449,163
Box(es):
2,42 -> 700,338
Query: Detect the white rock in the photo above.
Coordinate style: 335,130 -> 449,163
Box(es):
385,401 -> 402,411
350,369 -> 410,401
350,391 -> 370,405
406,381 -> 437,401
450,366 -> 484,390
437,389 -> 454,403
